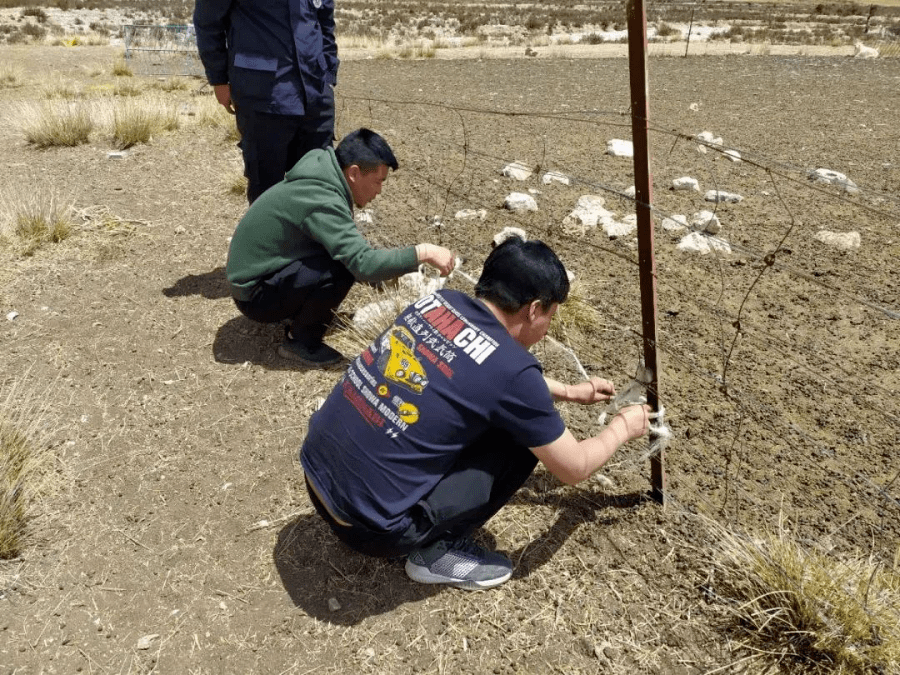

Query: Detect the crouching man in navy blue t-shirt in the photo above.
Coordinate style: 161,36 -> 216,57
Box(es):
300,237 -> 651,590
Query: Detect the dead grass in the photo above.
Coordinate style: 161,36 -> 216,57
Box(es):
0,374 -> 56,560
708,517 -> 900,674
0,182 -> 75,257
16,99 -> 93,147
111,95 -> 179,148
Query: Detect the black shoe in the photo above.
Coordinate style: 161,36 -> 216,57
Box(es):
277,336 -> 343,366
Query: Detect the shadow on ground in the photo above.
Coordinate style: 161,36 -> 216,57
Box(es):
274,478 -> 648,625
162,266 -> 231,300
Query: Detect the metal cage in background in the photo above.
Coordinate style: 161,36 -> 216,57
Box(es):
123,24 -> 204,77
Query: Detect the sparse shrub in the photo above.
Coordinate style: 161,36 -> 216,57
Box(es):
21,7 -> 47,22
111,59 -> 132,77
228,173 -> 248,196
0,63 -> 23,88
21,22 -> 46,41
656,21 -> 679,37
20,101 -> 93,148
710,521 -> 900,674
0,421 -> 31,559
581,33 -> 606,45
0,184 -> 75,256
111,96 -> 179,149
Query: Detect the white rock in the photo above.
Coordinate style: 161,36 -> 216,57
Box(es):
623,186 -> 636,198
689,102 -> 700,112
606,139 -> 633,157
695,131 -> 723,147
704,190 -> 743,204
661,215 -> 688,232
677,232 -> 731,255
504,192 -> 538,212
107,151 -> 128,160
566,269 -> 576,283
541,171 -> 571,186
328,597 -> 341,612
136,634 -> 160,650
492,226 -> 527,246
690,210 -> 722,234
562,195 -> 611,230
854,41 -> 879,59
809,168 -> 859,194
814,230 -> 861,250
6,311 -> 18,321
602,214 -> 637,238
724,149 -> 742,163
672,177 -> 700,192
501,161 -> 533,181
454,208 -> 487,221
397,269 -> 445,297
354,209 -> 374,226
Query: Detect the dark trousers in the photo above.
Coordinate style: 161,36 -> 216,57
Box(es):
234,254 -> 354,346
236,86 -> 335,204
306,429 -> 539,558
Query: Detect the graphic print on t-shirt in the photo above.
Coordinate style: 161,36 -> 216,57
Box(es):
343,292 -> 501,438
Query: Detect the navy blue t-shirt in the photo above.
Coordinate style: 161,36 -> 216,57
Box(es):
301,290 -> 566,534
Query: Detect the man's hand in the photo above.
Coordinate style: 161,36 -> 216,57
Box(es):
416,244 -> 456,276
565,377 -> 616,405
214,83 -> 235,114
609,404 -> 652,444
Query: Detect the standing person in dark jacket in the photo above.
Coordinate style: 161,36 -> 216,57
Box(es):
226,128 -> 455,366
194,0 -> 340,204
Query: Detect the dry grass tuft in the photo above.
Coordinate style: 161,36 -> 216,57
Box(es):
227,172 -> 248,196
709,519 -> 900,674
0,375 -> 56,560
111,95 -> 179,149
111,58 -> 133,77
328,283 -> 420,356
0,184 -> 75,257
18,100 -> 93,148
0,63 -> 24,88
549,280 -> 604,342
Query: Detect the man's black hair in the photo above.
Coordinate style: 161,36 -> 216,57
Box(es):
475,236 -> 569,312
335,128 -> 399,173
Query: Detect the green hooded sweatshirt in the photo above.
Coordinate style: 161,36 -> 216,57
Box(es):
226,147 -> 418,301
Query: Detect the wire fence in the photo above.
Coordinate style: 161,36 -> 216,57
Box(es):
329,57 -> 900,562
123,24 -> 204,77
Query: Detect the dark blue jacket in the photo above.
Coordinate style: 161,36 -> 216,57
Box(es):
194,0 -> 339,116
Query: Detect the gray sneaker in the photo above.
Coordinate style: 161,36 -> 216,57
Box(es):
277,337 -> 343,366
405,537 -> 513,590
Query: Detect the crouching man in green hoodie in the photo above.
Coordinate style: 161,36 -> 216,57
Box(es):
225,128 -> 455,366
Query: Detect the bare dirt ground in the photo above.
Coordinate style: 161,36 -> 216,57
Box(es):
1,43 -> 899,674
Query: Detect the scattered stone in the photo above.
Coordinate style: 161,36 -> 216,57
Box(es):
454,208 -> 487,221
562,195 -> 611,231
541,170 -> 571,186
661,214 -> 688,232
623,185 -> 636,198
501,161 -> 533,181
691,210 -> 722,234
678,231 -> 731,255
814,230 -> 861,250
809,168 -> 859,194
492,226 -> 527,247
354,299 -> 403,332
504,192 -> 538,212
6,311 -> 18,321
136,634 -> 159,650
355,209 -> 375,226
724,149 -> 742,162
695,130 -> 723,147
328,597 -> 341,612
107,151 -> 128,160
606,139 -> 633,157
672,177 -> 700,192
704,189 -> 743,203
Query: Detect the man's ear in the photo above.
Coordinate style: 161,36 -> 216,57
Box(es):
527,299 -> 542,322
344,164 -> 361,185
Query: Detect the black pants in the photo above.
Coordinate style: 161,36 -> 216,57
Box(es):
236,86 -> 335,204
306,429 -> 539,558
234,254 -> 354,346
